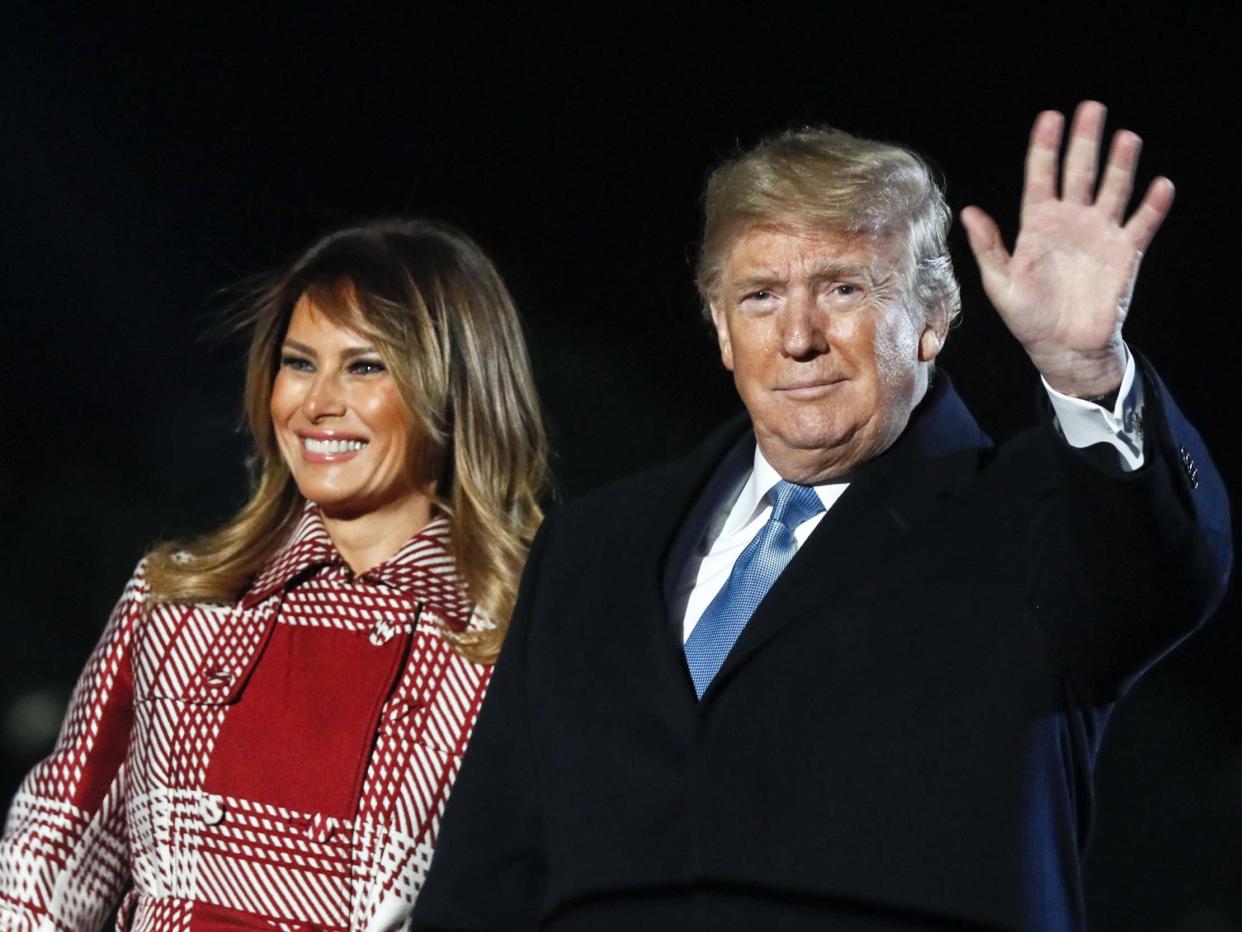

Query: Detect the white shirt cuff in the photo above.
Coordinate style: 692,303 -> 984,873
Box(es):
1042,346 -> 1146,472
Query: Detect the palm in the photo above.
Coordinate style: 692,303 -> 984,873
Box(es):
995,201 -> 1139,351
962,102 -> 1173,396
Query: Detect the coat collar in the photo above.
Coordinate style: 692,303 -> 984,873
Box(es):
658,372 -> 993,703
242,502 -> 473,629
664,371 -> 991,548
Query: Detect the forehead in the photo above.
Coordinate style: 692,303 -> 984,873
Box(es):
720,223 -> 898,282
286,292 -> 372,344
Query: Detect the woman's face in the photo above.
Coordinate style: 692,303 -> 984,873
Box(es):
270,294 -> 423,518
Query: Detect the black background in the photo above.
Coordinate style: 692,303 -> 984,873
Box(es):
1,5 -> 1238,929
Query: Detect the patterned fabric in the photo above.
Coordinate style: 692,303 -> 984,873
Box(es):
684,480 -> 824,698
0,504 -> 492,931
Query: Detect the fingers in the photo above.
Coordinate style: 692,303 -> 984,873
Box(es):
1061,101 -> 1107,203
1023,102 -> 1166,236
960,206 -> 1011,278
1124,176 -> 1175,252
1096,130 -> 1142,222
1021,110 -> 1064,220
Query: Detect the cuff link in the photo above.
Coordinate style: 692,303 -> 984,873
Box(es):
1178,445 -> 1201,489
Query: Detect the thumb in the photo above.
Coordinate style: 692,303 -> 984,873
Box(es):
960,206 -> 1010,279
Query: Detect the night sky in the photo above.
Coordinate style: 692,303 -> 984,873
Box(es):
2,5 -> 1238,928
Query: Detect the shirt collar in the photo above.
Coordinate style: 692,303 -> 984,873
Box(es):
717,445 -> 850,540
242,502 -> 473,627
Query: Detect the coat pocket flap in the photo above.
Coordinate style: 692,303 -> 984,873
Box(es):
137,602 -> 278,705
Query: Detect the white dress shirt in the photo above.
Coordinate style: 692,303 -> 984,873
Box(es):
681,350 -> 1146,642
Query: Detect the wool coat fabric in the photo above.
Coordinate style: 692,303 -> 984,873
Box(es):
415,366 -> 1231,932
0,506 -> 490,931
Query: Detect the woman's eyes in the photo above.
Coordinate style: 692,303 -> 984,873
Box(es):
280,354 -> 314,372
279,355 -> 386,375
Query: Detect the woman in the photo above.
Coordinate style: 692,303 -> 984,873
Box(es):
0,219 -> 548,929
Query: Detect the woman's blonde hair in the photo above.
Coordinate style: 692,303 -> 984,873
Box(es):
145,218 -> 549,664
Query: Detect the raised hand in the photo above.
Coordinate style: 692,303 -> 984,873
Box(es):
960,101 -> 1174,397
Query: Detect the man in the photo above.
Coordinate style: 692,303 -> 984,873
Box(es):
414,103 -> 1231,931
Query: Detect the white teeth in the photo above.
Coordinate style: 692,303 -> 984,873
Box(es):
303,438 -> 367,454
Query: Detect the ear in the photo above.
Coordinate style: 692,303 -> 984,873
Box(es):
709,300 -> 735,371
917,309 -> 948,363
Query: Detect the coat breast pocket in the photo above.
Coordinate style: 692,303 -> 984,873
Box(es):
133,601 -> 276,703
130,601 -> 276,786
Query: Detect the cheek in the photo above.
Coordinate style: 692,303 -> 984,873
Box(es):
870,313 -> 920,385
358,386 -> 414,452
269,373 -> 299,427
729,321 -> 778,380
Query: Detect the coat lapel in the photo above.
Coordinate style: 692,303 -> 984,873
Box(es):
597,414 -> 754,704
701,375 -> 991,703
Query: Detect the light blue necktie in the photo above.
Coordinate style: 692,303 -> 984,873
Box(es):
684,479 -> 825,699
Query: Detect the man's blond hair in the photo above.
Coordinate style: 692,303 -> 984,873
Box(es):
695,126 -> 961,330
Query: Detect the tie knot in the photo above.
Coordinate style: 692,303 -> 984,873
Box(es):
768,480 -> 824,530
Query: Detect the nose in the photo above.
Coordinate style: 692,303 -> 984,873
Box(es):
778,289 -> 828,360
302,371 -> 347,420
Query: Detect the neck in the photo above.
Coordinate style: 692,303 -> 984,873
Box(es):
319,491 -> 436,574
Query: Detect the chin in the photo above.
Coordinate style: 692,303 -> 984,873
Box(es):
775,413 -> 857,453
313,497 -> 377,520
294,482 -> 358,509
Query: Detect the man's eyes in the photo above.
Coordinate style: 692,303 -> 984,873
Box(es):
827,282 -> 865,299
740,290 -> 777,306
739,284 -> 862,305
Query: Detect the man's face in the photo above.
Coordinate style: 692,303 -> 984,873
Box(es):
710,224 -> 944,484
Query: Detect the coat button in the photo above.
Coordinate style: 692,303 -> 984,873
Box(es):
202,667 -> 233,688
388,698 -> 423,722
199,795 -> 225,825
304,816 -> 342,842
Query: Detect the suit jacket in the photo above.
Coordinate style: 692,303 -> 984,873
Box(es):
414,365 -> 1231,932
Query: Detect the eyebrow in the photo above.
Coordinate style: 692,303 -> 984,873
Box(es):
810,261 -> 872,281
281,339 -> 380,360
732,263 -> 872,291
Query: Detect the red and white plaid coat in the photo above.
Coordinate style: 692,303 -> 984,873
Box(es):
0,506 -> 492,931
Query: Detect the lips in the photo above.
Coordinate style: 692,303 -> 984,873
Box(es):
777,378 -> 845,399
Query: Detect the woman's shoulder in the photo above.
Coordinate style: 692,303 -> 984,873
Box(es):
123,551 -> 247,637
117,554 -> 155,610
